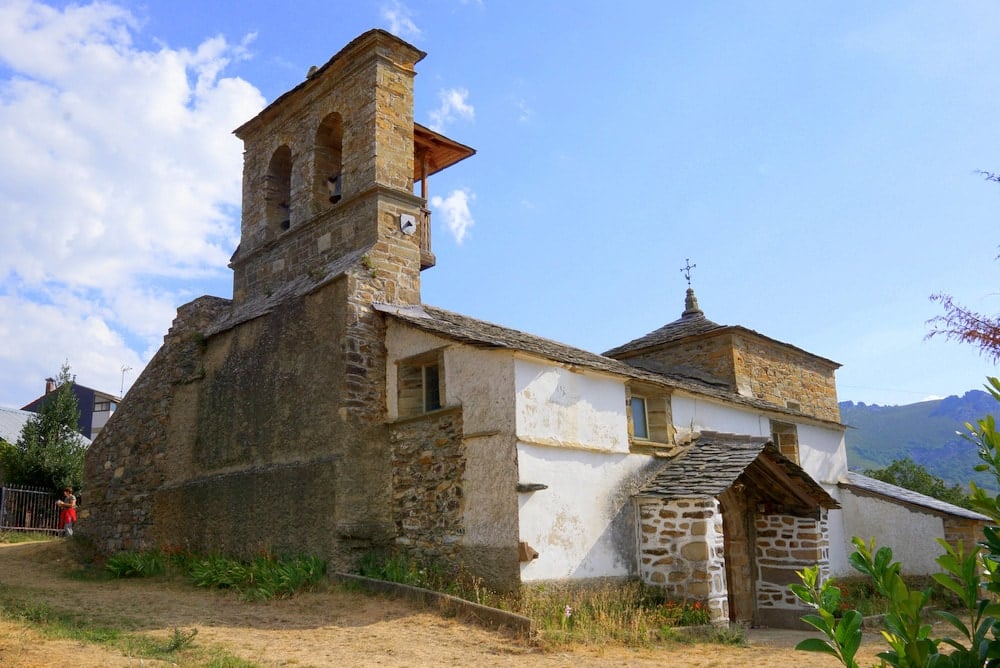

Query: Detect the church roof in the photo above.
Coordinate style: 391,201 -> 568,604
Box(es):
375,303 -> 843,427
603,288 -> 724,357
603,287 -> 840,369
375,303 -> 672,386
638,431 -> 839,509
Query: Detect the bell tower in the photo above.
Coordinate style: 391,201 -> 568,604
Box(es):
229,29 -> 474,307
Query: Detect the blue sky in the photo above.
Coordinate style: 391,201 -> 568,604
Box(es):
1,0 -> 998,408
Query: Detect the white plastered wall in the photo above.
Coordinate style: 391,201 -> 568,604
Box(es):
514,358 -> 656,580
835,489 -> 946,577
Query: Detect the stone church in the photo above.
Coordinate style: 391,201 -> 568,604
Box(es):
82,29 -> 986,629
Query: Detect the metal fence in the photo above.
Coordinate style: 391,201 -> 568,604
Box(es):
0,485 -> 61,533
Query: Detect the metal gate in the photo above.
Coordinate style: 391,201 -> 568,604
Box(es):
0,485 -> 61,533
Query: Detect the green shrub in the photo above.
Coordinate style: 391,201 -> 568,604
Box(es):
104,547 -> 327,601
105,550 -> 165,578
793,376 -> 1000,668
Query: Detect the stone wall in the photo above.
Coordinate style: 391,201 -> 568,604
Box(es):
637,497 -> 729,623
754,511 -> 829,629
232,30 -> 425,306
80,295 -> 230,551
732,335 -> 840,422
943,516 -> 988,556
83,280 -> 397,571
622,330 -> 840,423
390,407 -> 466,561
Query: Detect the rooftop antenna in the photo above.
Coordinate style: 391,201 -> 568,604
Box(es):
120,365 -> 132,396
680,258 -> 697,287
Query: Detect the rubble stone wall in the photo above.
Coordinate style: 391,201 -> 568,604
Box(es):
637,497 -> 729,623
754,511 -> 829,629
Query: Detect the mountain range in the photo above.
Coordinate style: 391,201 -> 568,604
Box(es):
840,389 -> 999,493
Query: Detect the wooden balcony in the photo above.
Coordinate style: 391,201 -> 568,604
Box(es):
418,207 -> 435,270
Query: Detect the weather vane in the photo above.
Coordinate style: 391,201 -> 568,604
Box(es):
680,258 -> 696,287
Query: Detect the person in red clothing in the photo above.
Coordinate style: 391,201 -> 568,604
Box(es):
56,487 -> 77,536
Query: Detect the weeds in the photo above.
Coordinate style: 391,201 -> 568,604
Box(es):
356,550 -> 743,648
105,549 -> 165,577
104,547 -> 328,601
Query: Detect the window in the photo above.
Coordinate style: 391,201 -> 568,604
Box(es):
398,352 -> 443,417
628,384 -> 672,445
94,401 -> 113,412
631,396 -> 649,439
771,420 -> 799,464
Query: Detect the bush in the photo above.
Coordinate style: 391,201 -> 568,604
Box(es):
793,376 -> 1000,668
105,548 -> 327,601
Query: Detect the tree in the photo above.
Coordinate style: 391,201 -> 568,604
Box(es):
0,363 -> 87,491
863,457 -> 972,509
794,377 -> 1000,667
926,292 -> 1000,363
925,171 -> 1000,362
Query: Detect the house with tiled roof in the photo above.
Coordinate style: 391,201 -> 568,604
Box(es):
82,29 -> 986,630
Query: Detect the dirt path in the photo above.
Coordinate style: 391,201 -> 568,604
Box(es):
0,539 -> 889,667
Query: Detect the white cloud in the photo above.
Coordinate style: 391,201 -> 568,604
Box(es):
0,1 -> 265,406
428,87 -> 474,132
430,189 -> 476,244
381,1 -> 421,40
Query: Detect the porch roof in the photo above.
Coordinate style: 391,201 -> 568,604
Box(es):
638,431 -> 840,510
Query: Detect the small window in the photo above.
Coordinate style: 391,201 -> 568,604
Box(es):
771,420 -> 799,464
631,396 -> 648,439
628,384 -> 672,445
94,401 -> 112,412
398,352 -> 444,417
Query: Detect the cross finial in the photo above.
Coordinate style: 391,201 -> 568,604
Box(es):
680,258 -> 696,287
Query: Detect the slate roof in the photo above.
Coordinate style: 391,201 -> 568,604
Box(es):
840,471 -> 989,521
637,431 -> 839,508
603,288 -> 840,369
639,433 -> 769,498
604,289 -> 725,358
375,303 -> 842,427
208,248 -> 367,336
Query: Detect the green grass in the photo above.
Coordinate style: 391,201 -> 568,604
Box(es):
0,530 -> 59,544
356,550 -> 744,649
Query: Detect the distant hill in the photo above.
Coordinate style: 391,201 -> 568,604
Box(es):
840,390 -> 999,493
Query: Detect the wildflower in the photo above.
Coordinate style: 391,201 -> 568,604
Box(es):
564,604 -> 573,618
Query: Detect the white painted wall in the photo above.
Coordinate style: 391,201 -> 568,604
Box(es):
515,358 -> 629,453
837,489 -> 945,576
797,423 -> 848,485
513,358 -> 656,580
517,442 -> 655,580
672,393 -> 771,439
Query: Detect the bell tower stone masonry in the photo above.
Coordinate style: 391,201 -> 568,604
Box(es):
81,30 -> 475,567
